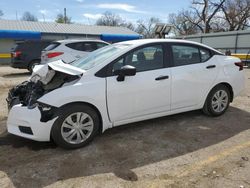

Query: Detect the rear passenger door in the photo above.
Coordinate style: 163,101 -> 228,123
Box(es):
170,43 -> 219,110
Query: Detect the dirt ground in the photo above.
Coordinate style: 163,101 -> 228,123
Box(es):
0,66 -> 249,188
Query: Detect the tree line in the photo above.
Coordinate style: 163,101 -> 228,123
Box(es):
169,0 -> 250,35
95,0 -> 250,37
0,0 -> 249,37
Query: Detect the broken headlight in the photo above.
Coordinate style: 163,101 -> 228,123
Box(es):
36,102 -> 58,122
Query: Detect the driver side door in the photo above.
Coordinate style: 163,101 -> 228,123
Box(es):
106,44 -> 171,125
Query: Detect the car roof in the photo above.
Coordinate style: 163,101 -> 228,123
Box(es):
118,39 -> 222,54
56,38 -> 109,44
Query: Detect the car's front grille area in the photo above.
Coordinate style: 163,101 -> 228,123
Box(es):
18,126 -> 33,135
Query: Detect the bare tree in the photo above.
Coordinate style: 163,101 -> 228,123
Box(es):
21,11 -> 38,21
55,13 -> 72,24
96,12 -> 122,26
136,17 -> 160,38
191,0 -> 226,33
96,11 -> 134,30
169,11 -> 200,35
221,0 -> 250,31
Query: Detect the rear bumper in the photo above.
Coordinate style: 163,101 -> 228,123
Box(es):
7,104 -> 57,141
232,71 -> 245,98
10,60 -> 28,69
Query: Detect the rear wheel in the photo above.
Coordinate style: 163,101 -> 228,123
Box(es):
203,85 -> 230,116
28,60 -> 40,73
51,104 -> 100,149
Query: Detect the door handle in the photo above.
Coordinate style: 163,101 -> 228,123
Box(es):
155,75 -> 169,81
206,65 -> 216,69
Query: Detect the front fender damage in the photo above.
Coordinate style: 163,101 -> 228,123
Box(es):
6,60 -> 84,122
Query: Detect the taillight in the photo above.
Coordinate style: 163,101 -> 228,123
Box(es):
12,51 -> 22,58
47,52 -> 64,58
234,62 -> 243,71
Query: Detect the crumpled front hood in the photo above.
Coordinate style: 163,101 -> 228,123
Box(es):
7,60 -> 85,110
47,60 -> 85,75
30,60 -> 85,84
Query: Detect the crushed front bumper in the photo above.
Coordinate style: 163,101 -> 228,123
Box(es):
7,104 -> 57,142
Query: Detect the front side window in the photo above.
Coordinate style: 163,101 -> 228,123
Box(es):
112,45 -> 164,73
172,45 -> 200,66
200,48 -> 211,62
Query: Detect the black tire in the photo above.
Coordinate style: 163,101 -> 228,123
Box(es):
51,104 -> 100,149
203,84 -> 231,117
28,60 -> 40,73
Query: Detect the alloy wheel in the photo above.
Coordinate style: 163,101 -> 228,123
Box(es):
61,112 -> 94,144
211,90 -> 229,113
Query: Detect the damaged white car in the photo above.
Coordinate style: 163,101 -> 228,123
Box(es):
6,39 -> 245,149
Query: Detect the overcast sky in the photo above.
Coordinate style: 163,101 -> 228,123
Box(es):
0,0 -> 191,24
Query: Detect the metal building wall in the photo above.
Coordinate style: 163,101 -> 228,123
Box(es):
41,33 -> 101,41
176,30 -> 250,54
0,39 -> 15,64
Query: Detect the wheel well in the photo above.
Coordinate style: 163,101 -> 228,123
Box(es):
59,102 -> 103,133
214,82 -> 234,102
29,59 -> 41,64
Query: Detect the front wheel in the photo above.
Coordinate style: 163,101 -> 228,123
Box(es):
203,85 -> 231,116
51,104 -> 100,149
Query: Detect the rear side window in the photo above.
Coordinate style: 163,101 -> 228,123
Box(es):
172,45 -> 200,66
66,42 -> 83,51
44,42 -> 60,51
66,42 -> 97,52
82,42 -> 96,52
12,43 -> 21,51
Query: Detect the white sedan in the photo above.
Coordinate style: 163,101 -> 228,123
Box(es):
6,39 -> 245,149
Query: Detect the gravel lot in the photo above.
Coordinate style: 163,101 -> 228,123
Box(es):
0,66 -> 249,188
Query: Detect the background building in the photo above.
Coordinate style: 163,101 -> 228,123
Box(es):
0,19 -> 140,64
175,29 -> 250,54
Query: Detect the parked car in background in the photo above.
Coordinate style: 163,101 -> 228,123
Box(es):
10,40 -> 52,72
6,39 -> 245,149
41,39 -> 109,64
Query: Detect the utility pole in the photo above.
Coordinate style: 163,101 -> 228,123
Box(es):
64,8 -> 66,24
16,11 -> 18,20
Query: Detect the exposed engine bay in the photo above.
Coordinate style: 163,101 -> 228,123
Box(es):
6,60 -> 83,111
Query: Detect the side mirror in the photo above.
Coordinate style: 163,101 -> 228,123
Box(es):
114,65 -> 136,82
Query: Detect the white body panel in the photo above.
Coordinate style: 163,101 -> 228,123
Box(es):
7,39 -> 245,142
170,56 -> 219,110
107,68 -> 171,123
7,105 -> 56,141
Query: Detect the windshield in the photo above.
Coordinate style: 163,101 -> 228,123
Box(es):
71,44 -> 131,70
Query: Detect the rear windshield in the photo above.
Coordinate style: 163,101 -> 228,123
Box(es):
44,42 -> 60,51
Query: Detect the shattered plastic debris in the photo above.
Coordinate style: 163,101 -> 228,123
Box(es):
30,64 -> 56,85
